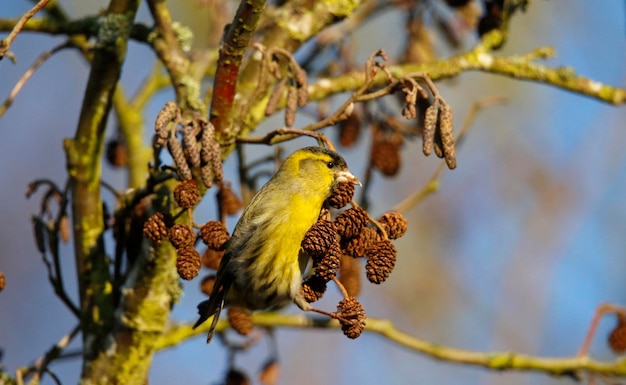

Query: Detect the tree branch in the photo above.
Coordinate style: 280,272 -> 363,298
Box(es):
0,0 -> 51,60
209,0 -> 267,137
307,46 -> 625,106
62,0 -> 140,380
157,313 -> 626,378
0,17 -> 152,42
146,0 -> 204,117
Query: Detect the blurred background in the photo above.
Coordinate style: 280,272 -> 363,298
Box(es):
1,1 -> 625,384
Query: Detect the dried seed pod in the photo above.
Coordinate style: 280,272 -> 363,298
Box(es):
265,77 -> 287,116
227,307 -> 254,336
200,164 -> 214,189
173,180 -> 200,209
218,184 -> 243,216
301,220 -> 339,261
168,224 -> 195,249
609,314 -> 626,354
313,242 -> 341,282
297,85 -> 308,108
199,120 -> 223,187
422,102 -> 440,156
0,271 -> 5,292
59,215 -> 71,243
202,248 -> 224,270
199,221 -> 230,251
258,359 -> 280,385
328,182 -> 355,209
294,67 -> 307,88
176,246 -> 202,280
182,123 -> 201,168
210,148 -> 224,184
155,101 -> 179,147
200,274 -> 216,296
377,211 -> 408,239
371,137 -> 401,176
334,207 -> 369,239
339,254 -> 361,297
284,86 -> 297,127
143,212 -> 169,244
105,139 -> 129,168
338,111 -> 361,148
342,227 -> 379,258
337,297 -> 366,339
200,120 -> 216,164
438,103 -> 456,169
433,130 -> 444,158
365,239 -> 397,284
167,136 -> 192,181
302,275 -> 327,303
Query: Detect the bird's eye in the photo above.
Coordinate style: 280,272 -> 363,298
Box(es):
326,161 -> 334,169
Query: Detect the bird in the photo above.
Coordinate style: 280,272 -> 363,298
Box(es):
193,146 -> 360,342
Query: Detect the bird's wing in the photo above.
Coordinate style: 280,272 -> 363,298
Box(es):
193,265 -> 234,342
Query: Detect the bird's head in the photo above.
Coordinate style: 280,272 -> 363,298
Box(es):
278,146 -> 360,197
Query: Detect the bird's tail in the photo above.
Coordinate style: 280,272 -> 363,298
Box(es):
193,282 -> 228,343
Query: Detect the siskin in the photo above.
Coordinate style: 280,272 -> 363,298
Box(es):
194,146 -> 360,342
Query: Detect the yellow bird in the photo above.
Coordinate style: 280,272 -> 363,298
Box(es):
194,146 -> 360,342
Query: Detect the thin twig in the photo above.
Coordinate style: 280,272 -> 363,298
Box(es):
577,303 -> 626,356
237,128 -> 333,148
0,0 -> 52,60
20,324 -> 80,385
0,42 -> 73,118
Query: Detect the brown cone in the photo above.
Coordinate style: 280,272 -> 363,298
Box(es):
168,224 -> 195,249
378,211 -> 408,239
174,180 -> 200,209
301,220 -> 338,261
143,212 -> 169,244
176,246 -> 201,280
199,221 -> 230,251
337,297 -> 366,339
334,207 -> 369,239
365,239 -> 397,284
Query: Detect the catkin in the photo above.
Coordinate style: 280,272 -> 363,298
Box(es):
167,136 -> 192,181
285,86 -> 298,127
438,103 -> 456,169
422,102 -> 439,156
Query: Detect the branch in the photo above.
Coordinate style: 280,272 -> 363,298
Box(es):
231,0 -> 364,140
146,0 -> 204,116
156,313 -> 626,378
0,17 -> 152,42
209,0 -> 267,136
62,0 -> 140,376
19,325 -> 80,385
0,0 -> 51,60
0,41 -> 74,118
307,46 -> 626,106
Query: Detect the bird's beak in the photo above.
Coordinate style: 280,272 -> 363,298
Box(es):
335,170 -> 361,186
